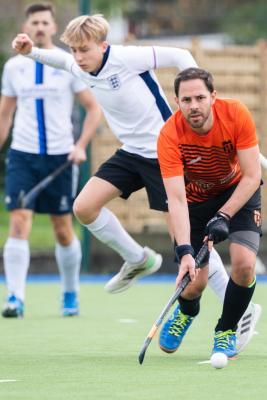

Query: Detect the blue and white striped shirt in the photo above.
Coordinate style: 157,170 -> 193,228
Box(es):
1,47 -> 87,155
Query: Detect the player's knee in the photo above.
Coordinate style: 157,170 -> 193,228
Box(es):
51,217 -> 73,246
73,197 -> 98,224
73,197 -> 86,222
55,229 -> 72,246
9,209 -> 32,239
232,261 -> 255,286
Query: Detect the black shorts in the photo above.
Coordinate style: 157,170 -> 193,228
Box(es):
94,149 -> 168,211
5,149 -> 77,215
189,185 -> 262,262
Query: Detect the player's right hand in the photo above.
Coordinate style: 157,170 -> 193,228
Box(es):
12,34 -> 33,55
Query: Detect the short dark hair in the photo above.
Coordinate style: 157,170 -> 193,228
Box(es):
174,67 -> 214,97
25,2 -> 56,19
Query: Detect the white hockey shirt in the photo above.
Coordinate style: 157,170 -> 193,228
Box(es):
1,48 -> 87,155
28,44 -> 198,158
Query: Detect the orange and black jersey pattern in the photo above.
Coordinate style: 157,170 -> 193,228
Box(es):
157,98 -> 258,203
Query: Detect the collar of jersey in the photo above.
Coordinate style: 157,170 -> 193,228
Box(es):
89,45 -> 111,76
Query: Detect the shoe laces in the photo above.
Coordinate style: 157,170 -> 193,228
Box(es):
214,330 -> 235,349
169,310 -> 193,337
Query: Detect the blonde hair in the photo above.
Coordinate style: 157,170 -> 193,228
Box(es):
60,14 -> 109,45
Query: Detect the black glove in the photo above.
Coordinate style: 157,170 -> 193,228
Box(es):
204,211 -> 230,244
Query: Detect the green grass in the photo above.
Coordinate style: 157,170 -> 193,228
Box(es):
0,192 -> 81,250
0,282 -> 266,399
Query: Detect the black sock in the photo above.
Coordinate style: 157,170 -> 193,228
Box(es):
178,295 -> 201,317
215,276 -> 256,332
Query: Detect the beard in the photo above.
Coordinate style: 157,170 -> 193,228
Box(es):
187,111 -> 210,129
189,119 -> 205,128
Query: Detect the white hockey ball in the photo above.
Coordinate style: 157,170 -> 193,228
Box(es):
210,352 -> 228,369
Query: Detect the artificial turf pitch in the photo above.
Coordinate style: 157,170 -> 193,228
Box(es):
0,281 -> 266,400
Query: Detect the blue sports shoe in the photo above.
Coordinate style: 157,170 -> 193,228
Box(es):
62,291 -> 79,317
212,330 -> 237,358
159,305 -> 194,353
2,294 -> 24,318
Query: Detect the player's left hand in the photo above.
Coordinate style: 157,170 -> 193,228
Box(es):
68,145 -> 87,164
204,211 -> 230,250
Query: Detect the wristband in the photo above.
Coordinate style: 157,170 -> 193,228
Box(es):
217,211 -> 231,221
175,244 -> 195,263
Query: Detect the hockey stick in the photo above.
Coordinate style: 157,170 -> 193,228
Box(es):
18,160 -> 72,208
138,241 -> 209,365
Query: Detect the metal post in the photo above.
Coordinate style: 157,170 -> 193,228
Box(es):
79,0 -> 91,270
79,0 -> 91,15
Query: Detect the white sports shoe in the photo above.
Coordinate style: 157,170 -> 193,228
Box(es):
236,303 -> 262,353
104,247 -> 162,294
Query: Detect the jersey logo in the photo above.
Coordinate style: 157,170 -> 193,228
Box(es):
253,210 -> 262,227
107,74 -> 121,90
195,179 -> 214,190
222,140 -> 234,154
5,196 -> 11,204
188,156 -> 202,165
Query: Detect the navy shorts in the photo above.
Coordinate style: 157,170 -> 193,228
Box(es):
94,149 -> 168,211
5,149 -> 78,214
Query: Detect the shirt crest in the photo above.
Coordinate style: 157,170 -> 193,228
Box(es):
107,74 -> 121,90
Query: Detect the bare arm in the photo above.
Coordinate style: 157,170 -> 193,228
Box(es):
164,175 -> 190,245
68,90 -> 102,164
219,146 -> 261,217
163,175 -> 196,284
0,95 -> 17,149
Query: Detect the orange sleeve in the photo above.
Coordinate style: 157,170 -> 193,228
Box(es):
157,116 -> 184,178
234,101 -> 258,149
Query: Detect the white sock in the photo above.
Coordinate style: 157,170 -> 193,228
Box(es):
84,207 -> 145,264
3,237 -> 30,301
55,235 -> 81,293
208,248 -> 229,303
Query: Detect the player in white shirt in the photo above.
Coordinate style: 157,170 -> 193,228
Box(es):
2,50 -> 86,155
11,14 -> 261,351
0,3 -> 101,318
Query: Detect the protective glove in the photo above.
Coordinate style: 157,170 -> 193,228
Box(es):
204,211 -> 230,244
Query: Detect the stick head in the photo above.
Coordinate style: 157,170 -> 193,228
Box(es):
138,337 -> 152,364
138,351 -> 145,365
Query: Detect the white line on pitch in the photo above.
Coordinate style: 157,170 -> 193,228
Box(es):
117,318 -> 137,323
197,360 -> 211,364
0,379 -> 18,383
